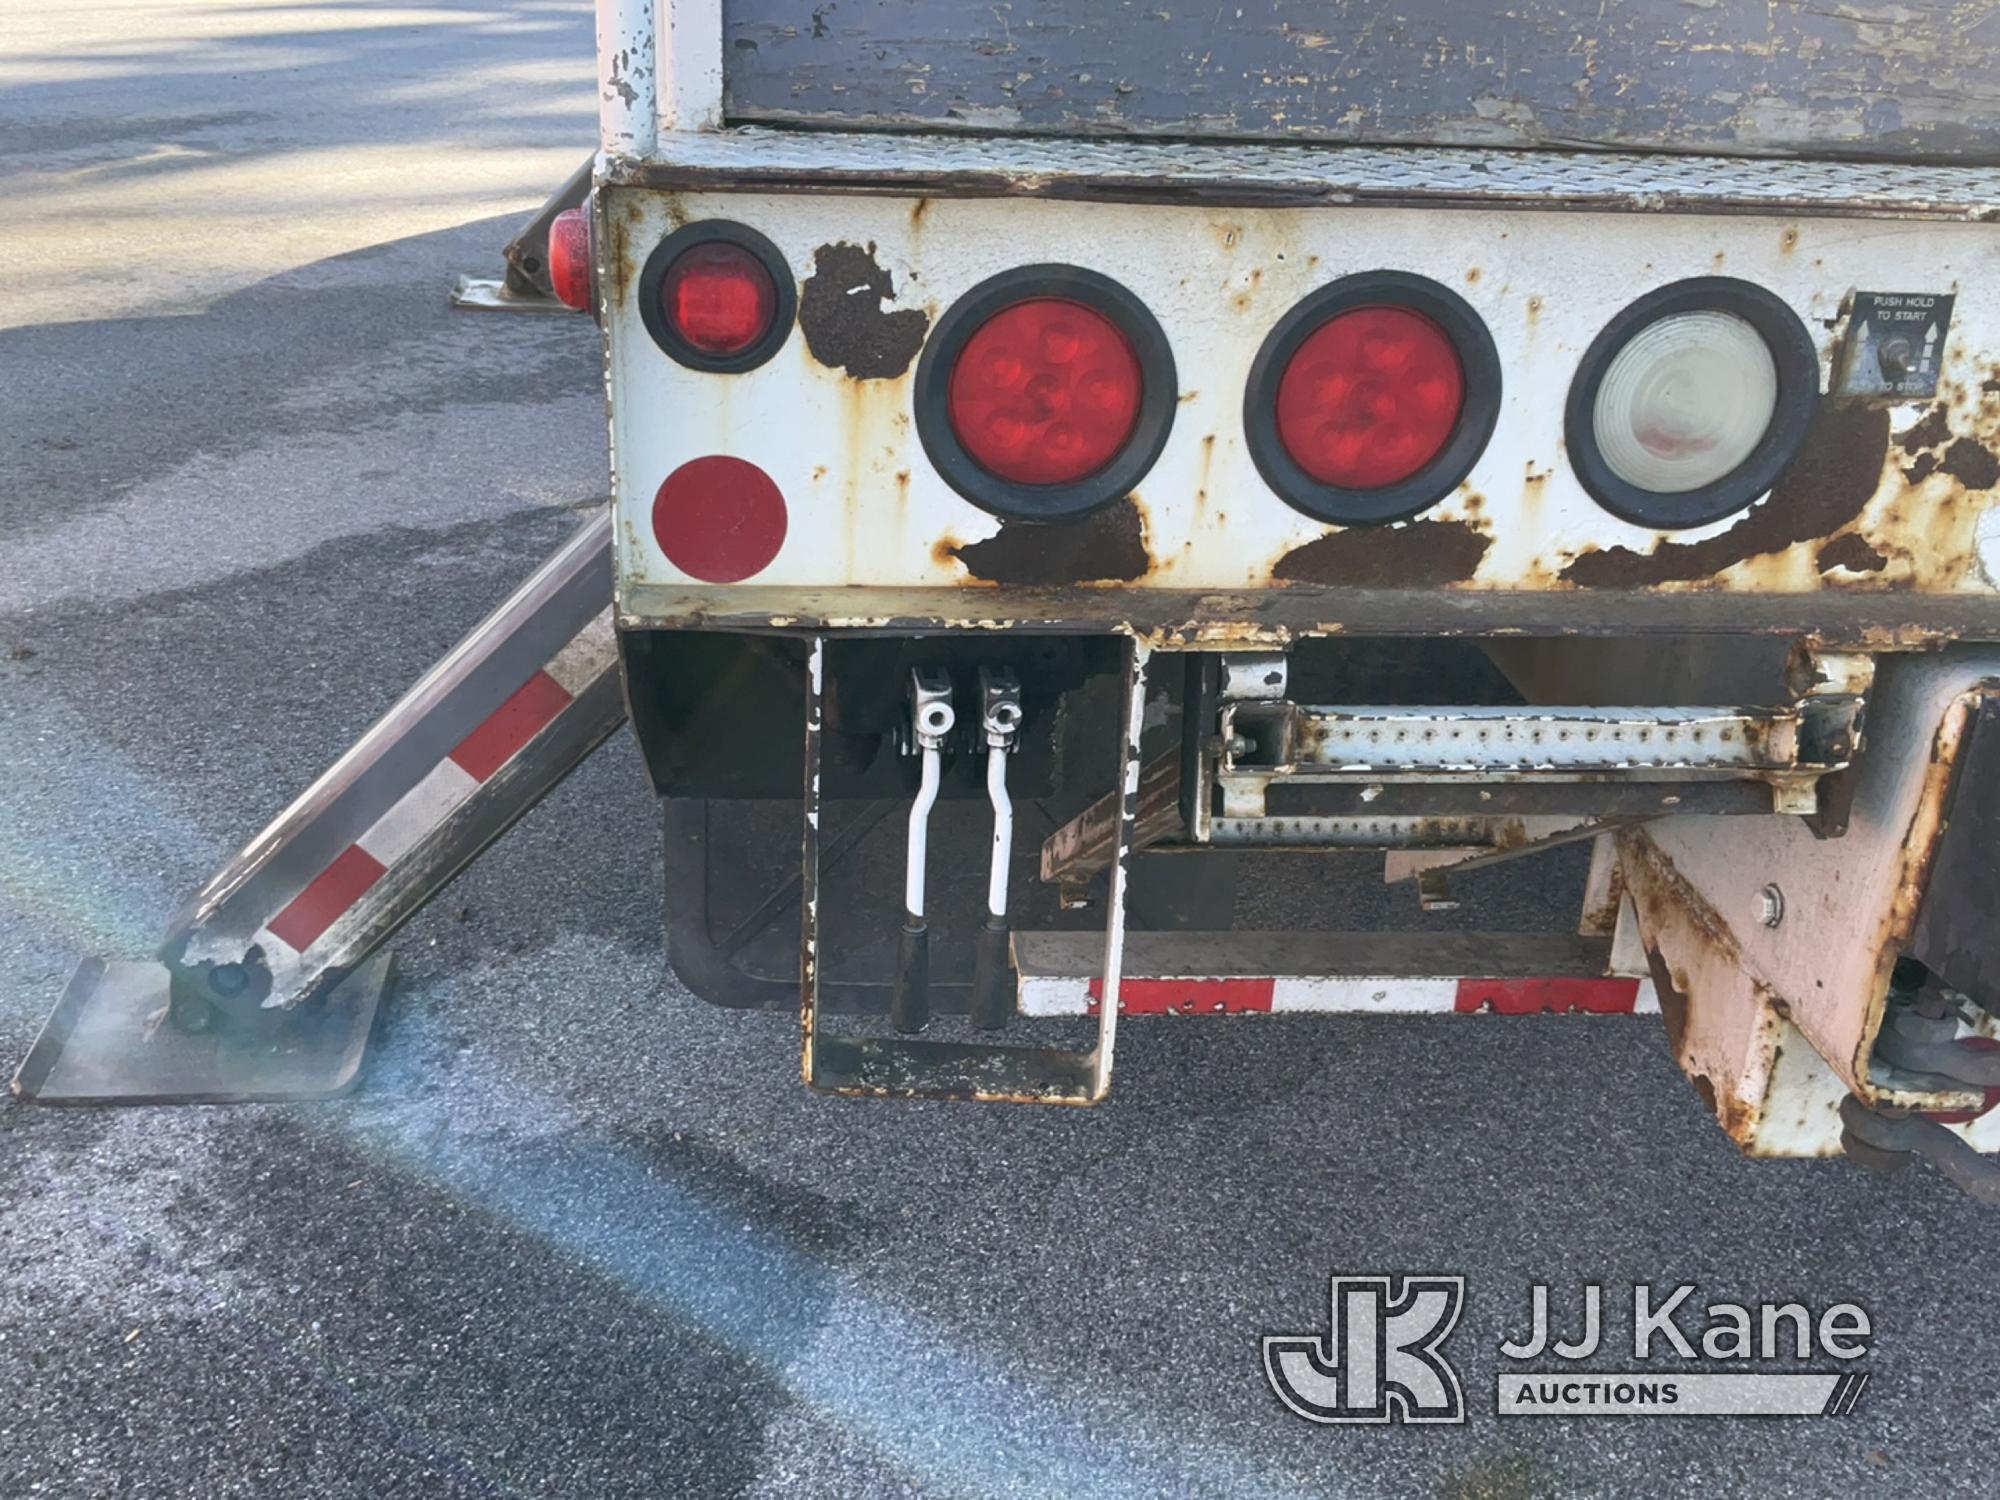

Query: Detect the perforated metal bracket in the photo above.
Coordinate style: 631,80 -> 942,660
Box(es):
800,635 -> 1149,1103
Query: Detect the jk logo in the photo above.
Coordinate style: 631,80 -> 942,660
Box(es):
1264,1275 -> 1467,1424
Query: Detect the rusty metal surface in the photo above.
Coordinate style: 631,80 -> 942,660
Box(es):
1618,825 -> 1791,1149
1908,698 -> 2000,1004
718,3 -> 2000,163
1232,705 -> 1809,774
1040,749 -> 1181,884
1204,690 -> 1849,837
619,582 -> 2000,642
604,182 -> 2000,639
1208,812 -> 1601,851
1838,1096 -> 2000,1205
448,155 -> 592,311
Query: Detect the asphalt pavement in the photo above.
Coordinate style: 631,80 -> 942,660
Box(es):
4,5 -> 1998,1497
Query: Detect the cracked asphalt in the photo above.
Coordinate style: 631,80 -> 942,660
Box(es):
3,4 -> 1998,1497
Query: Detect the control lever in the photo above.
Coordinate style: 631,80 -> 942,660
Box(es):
971,668 -> 1024,1029
895,667 -> 955,1032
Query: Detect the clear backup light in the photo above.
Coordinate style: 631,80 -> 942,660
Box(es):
1566,278 -> 1819,530
1590,310 -> 1779,494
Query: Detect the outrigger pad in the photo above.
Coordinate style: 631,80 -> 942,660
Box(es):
12,951 -> 390,1106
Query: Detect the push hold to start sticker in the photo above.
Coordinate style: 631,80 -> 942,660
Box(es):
1837,290 -> 1956,400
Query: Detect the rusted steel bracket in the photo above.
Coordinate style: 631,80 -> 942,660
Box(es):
13,511 -> 624,1105
1040,749 -> 1182,885
802,636 -> 1149,1103
1615,650 -> 2000,1159
450,156 -> 593,313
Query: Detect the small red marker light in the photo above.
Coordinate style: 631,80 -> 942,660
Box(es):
1274,306 -> 1465,489
547,207 -> 592,312
652,455 -> 787,583
661,242 -> 778,357
946,298 -> 1143,486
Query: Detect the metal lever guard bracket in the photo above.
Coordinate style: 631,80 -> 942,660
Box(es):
800,637 -> 1149,1103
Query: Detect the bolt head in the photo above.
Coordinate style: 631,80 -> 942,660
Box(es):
1757,883 -> 1785,928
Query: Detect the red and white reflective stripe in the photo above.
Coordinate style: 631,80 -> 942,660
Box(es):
259,611 -> 618,965
1019,973 -> 1658,1017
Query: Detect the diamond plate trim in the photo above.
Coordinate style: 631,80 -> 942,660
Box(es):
604,128 -> 2000,221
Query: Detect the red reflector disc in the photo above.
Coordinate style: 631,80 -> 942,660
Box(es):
652,456 -> 787,582
947,298 -> 1143,485
661,242 -> 778,356
1275,306 -> 1465,489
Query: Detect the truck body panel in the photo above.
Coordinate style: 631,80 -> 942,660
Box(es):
721,0 -> 2000,163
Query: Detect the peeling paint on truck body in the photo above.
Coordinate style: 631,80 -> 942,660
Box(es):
603,160 -> 2000,638
720,0 -> 2000,164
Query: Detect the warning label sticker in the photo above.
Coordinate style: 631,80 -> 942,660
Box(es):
1837,291 -> 1956,400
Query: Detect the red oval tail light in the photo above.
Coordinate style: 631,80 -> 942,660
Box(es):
547,207 -> 592,312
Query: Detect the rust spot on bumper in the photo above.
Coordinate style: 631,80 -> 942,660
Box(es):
799,242 -> 930,380
1563,401 -> 1891,587
949,496 -> 1150,585
1271,518 -> 1491,587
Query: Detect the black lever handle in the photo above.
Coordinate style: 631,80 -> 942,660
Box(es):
970,914 -> 1011,1030
892,913 -> 930,1032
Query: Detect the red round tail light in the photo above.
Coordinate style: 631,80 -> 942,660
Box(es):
662,241 -> 777,356
637,222 -> 796,372
916,267 -> 1177,521
1274,306 -> 1464,489
1245,273 -> 1500,526
946,298 -> 1144,486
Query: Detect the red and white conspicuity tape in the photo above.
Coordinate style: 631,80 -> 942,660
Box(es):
1020,972 -> 1659,1017
253,610 -> 619,987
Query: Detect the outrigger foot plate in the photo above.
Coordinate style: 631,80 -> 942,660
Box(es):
11,508 -> 621,1109
13,951 -> 391,1106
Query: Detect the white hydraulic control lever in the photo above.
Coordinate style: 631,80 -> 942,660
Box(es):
973,667 -> 1023,1029
895,666 -> 955,1032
